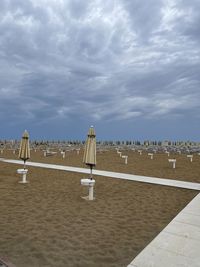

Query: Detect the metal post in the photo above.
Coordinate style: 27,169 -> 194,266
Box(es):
90,165 -> 93,180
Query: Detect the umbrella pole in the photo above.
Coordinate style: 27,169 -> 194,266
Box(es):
23,160 -> 26,170
89,165 -> 94,200
90,165 -> 93,180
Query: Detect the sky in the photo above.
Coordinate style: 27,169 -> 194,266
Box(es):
0,0 -> 200,141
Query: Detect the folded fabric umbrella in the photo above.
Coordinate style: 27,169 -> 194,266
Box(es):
83,126 -> 96,179
18,130 -> 30,169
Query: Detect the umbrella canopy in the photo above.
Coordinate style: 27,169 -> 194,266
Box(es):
18,130 -> 30,167
83,126 -> 96,167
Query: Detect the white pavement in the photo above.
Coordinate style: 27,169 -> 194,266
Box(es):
0,158 -> 200,191
128,193 -> 200,267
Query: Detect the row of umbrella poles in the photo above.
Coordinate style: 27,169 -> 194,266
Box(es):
1,127 -> 96,266
17,127 -> 96,199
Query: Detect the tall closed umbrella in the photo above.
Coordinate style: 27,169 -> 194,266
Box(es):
18,130 -> 30,169
83,126 -> 96,180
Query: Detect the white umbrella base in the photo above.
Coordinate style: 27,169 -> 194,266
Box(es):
19,181 -> 29,184
17,169 -> 28,184
81,179 -> 95,200
81,196 -> 95,201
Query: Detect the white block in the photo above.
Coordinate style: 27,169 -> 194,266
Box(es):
148,153 -> 153,159
17,169 -> 28,183
81,179 -> 95,201
17,169 -> 28,174
187,155 -> 193,162
61,151 -> 65,158
122,155 -> 128,164
168,159 -> 176,168
81,179 -> 95,186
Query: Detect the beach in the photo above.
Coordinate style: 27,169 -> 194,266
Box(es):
2,148 -> 200,182
0,149 -> 198,267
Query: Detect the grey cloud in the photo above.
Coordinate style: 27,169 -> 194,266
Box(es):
67,0 -> 92,19
121,0 -> 164,43
0,0 -> 200,139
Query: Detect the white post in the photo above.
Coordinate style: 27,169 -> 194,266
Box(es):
88,184 -> 94,200
148,153 -> 153,159
77,149 -> 80,155
13,150 -> 15,154
119,152 -> 122,157
122,155 -> 128,164
44,151 -> 46,157
1,150 -> 3,154
173,161 -> 176,169
187,155 -> 193,162
168,159 -> 176,169
17,169 -> 28,183
166,151 -> 170,157
81,179 -> 95,200
22,172 -> 27,183
61,151 -> 65,158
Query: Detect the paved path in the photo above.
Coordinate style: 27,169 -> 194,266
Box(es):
1,158 -> 200,191
128,192 -> 200,267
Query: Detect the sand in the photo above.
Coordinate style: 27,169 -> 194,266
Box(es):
0,150 -> 198,267
2,148 -> 200,183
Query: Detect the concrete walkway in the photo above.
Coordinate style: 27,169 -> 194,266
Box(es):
0,158 -> 200,191
128,192 -> 200,267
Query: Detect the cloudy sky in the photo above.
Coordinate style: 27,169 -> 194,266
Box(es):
0,0 -> 200,141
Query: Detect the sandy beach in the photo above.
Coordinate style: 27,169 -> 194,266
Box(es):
2,148 -> 200,183
1,0 -> 200,265
0,150 -> 198,267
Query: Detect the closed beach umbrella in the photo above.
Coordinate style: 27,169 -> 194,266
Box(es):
18,130 -> 30,169
83,126 -> 96,179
